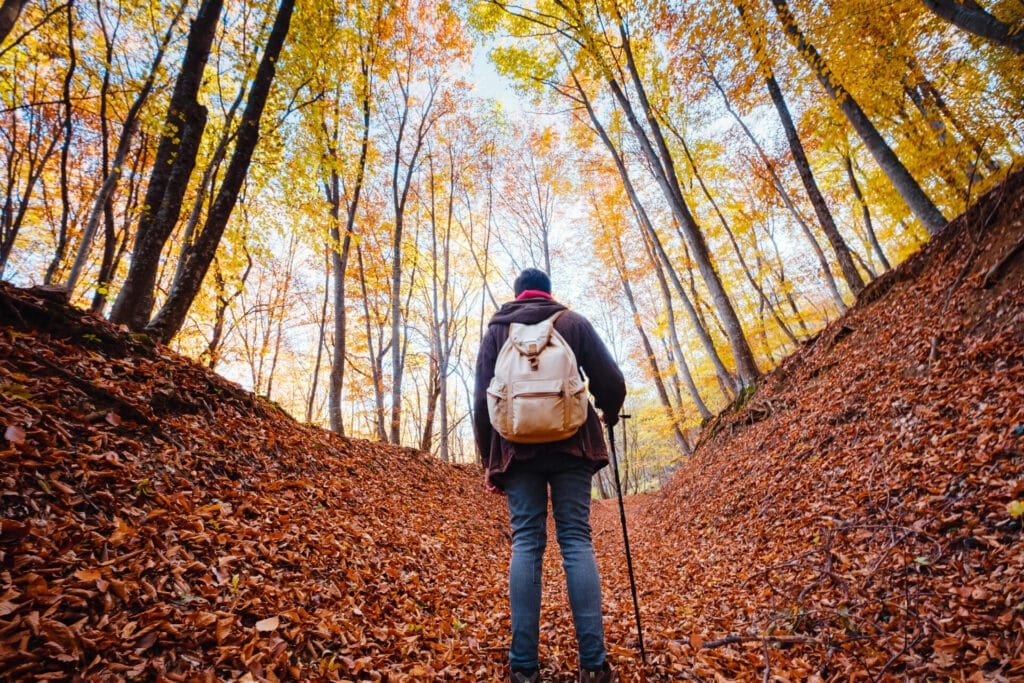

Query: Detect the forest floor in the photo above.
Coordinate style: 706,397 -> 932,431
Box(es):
1,170 -> 1023,681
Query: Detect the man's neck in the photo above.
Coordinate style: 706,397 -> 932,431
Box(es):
516,290 -> 553,300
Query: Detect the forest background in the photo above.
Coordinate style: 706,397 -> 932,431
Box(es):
2,0 -> 1022,492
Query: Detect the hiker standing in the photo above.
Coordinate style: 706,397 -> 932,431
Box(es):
473,268 -> 626,683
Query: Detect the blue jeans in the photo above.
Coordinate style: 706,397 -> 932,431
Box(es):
504,454 -> 606,671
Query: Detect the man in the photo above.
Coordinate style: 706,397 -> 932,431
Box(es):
473,268 -> 626,683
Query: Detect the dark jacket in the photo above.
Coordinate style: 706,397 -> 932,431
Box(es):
473,295 -> 626,489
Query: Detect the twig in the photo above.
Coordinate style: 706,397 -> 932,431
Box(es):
701,634 -> 821,648
982,233 -> 1024,288
928,238 -> 981,363
872,634 -> 922,682
762,638 -> 771,683
927,171 -> 1016,363
31,351 -> 157,427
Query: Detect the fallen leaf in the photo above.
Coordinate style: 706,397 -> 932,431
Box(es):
4,425 -> 25,443
255,616 -> 279,632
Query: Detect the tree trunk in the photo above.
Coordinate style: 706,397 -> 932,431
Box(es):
65,3 -> 184,296
389,219 -> 405,445
93,140 -> 148,315
168,83 -> 246,293
731,4 -> 865,295
638,219 -> 711,421
0,0 -> 28,45
206,267 -> 230,370
421,162 -> 442,454
388,80 -> 435,444
306,247 -> 330,424
44,1 -> 76,286
146,0 -> 294,343
564,61 -> 738,398
843,152 -> 891,272
921,0 -> 1024,54
358,244 -> 388,442
612,233 -> 691,457
0,102 -> 62,275
109,0 -> 223,330
327,180 -> 351,435
437,151 -> 458,462
770,0 -> 948,236
327,59 -> 372,435
666,112 -> 800,347
420,368 -> 440,453
764,74 -> 865,295
610,21 -> 760,387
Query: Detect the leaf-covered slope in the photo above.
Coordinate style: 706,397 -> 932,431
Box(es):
626,170 -> 1024,680
0,291 -> 510,680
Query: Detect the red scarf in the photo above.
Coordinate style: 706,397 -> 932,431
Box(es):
516,290 -> 553,300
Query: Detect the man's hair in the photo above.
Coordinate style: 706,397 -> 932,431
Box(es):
513,268 -> 551,296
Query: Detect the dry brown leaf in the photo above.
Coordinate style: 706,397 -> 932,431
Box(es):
4,424 -> 25,443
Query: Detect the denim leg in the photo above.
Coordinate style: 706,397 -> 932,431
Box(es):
504,468 -> 549,671
549,465 -> 606,669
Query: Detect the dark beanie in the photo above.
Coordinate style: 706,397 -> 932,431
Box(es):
513,268 -> 551,296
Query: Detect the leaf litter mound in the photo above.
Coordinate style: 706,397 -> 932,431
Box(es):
0,287 -> 510,680
1,170 -> 1023,681
620,170 -> 1024,681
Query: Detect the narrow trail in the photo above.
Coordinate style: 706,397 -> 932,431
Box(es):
505,497 -> 656,682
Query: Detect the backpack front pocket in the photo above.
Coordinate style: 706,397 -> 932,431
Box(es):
510,378 -> 570,442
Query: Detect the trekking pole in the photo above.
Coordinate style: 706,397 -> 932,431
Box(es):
607,415 -> 646,666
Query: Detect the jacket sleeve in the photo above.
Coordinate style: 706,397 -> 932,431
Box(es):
571,314 -> 626,422
473,326 -> 498,468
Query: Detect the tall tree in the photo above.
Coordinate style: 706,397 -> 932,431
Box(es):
920,0 -> 1024,54
607,7 -> 760,388
65,1 -> 187,295
605,216 -> 692,456
0,42 -> 62,274
561,58 -> 739,399
146,0 -> 296,343
768,0 -> 948,236
419,142 -> 469,460
43,0 -> 76,286
479,0 -> 760,388
299,0 -> 386,435
109,0 -> 224,330
384,0 -> 467,444
731,4 -> 865,296
386,73 -> 435,443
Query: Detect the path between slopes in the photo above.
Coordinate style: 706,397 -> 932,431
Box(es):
510,495 -> 660,682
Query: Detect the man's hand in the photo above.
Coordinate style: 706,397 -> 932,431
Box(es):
484,474 -> 503,495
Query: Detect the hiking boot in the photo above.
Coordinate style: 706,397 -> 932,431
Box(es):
578,661 -> 617,683
509,667 -> 540,683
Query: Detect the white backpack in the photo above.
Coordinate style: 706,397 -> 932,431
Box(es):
486,311 -> 589,444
